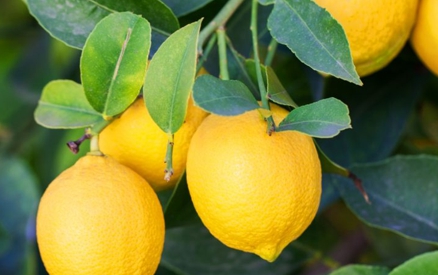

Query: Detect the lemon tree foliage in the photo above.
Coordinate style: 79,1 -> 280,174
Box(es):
3,0 -> 438,274
161,0 -> 214,17
27,0 -> 178,49
81,12 -> 151,118
277,97 -> 351,138
34,80 -> 103,129
267,0 -> 362,85
335,155 -> 438,245
144,20 -> 201,134
390,251 -> 438,275
314,0 -> 418,77
193,75 -> 260,116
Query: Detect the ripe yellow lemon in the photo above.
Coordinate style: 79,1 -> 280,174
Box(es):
411,0 -> 438,76
36,155 -> 165,275
314,0 -> 418,77
99,96 -> 208,191
186,104 -> 322,262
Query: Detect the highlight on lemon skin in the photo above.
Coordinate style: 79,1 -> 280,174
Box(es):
314,0 -> 418,77
410,0 -> 438,77
186,103 -> 322,262
36,155 -> 165,275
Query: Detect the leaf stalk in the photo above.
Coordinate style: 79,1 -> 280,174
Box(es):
216,26 -> 230,80
251,0 -> 275,133
198,0 -> 245,54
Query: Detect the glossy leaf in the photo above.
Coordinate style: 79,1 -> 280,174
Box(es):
267,0 -> 362,85
317,69 -> 425,167
81,12 -> 151,117
161,225 -> 311,275
144,20 -> 201,134
27,0 -> 178,49
164,174 -> 201,229
336,155 -> 438,245
390,251 -> 438,275
266,66 -> 298,108
329,265 -> 390,275
193,75 -> 260,116
277,97 -> 351,138
161,0 -> 214,16
34,80 -> 103,129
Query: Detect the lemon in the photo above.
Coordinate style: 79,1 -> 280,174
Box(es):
411,0 -> 438,76
36,155 -> 165,275
314,0 -> 418,77
99,96 -> 208,191
186,104 -> 322,262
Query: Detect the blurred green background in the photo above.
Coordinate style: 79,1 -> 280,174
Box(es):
1,0 -> 438,275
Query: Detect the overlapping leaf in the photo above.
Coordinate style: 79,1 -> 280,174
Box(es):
27,0 -> 178,49
277,97 -> 351,138
193,75 -> 259,116
81,12 -> 151,118
144,20 -> 201,134
336,155 -> 438,245
267,0 -> 362,85
34,80 -> 103,129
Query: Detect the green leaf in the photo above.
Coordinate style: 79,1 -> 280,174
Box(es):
161,0 -> 214,17
277,97 -> 351,138
390,251 -> 438,275
193,75 -> 260,116
259,0 -> 275,5
34,80 -> 103,129
81,12 -> 151,118
161,225 -> 312,275
336,155 -> 438,245
226,40 -> 260,99
266,66 -> 298,108
316,142 -> 348,177
144,20 -> 201,134
164,173 -> 201,229
318,68 -> 425,167
267,0 -> 362,85
27,0 -> 178,49
329,265 -> 390,275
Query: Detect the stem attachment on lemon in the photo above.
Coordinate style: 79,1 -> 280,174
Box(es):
164,134 -> 175,182
251,0 -> 275,134
88,134 -> 103,156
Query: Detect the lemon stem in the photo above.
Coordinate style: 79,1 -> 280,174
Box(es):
264,39 -> 278,67
198,0 -> 245,54
217,26 -> 230,80
197,33 -> 217,73
88,134 -> 103,156
164,134 -> 175,182
251,0 -> 275,133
